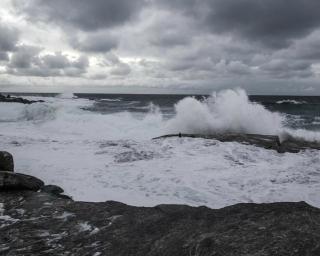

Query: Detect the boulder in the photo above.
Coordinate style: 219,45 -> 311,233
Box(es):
40,184 -> 64,195
0,151 -> 14,172
0,172 -> 44,191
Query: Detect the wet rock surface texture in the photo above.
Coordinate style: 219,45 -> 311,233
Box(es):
1,191 -> 320,256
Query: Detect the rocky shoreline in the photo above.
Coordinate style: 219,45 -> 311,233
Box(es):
1,152 -> 320,255
0,93 -> 44,104
153,133 -> 320,153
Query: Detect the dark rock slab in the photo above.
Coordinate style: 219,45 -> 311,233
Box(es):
0,93 -> 44,104
153,133 -> 320,153
1,190 -> 320,255
40,184 -> 72,199
40,185 -> 64,195
0,172 -> 44,191
0,151 -> 14,172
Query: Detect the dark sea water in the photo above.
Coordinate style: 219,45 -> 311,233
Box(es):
6,92 -> 320,130
75,93 -> 320,130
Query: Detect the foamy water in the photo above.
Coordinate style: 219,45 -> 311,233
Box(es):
0,89 -> 320,208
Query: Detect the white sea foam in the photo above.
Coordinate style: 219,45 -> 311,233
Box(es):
0,89 -> 320,209
166,89 -> 285,135
57,92 -> 77,99
276,99 -> 307,105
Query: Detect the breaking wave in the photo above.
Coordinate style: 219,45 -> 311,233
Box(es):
57,92 -> 77,99
0,88 -> 319,142
166,89 -> 285,135
276,99 -> 307,105
0,103 -> 57,122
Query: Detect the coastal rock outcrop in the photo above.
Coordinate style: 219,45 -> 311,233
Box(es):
0,151 -> 14,172
1,191 -> 320,255
153,133 -> 320,153
0,172 -> 44,191
0,93 -> 44,104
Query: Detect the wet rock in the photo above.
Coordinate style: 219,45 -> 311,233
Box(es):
40,185 -> 64,195
0,93 -> 44,104
0,191 -> 320,256
153,133 -> 320,153
0,151 -> 14,172
40,185 -> 72,199
0,172 -> 44,191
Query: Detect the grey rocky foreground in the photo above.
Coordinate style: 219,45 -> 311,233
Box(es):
1,191 -> 320,256
1,152 -> 320,255
153,133 -> 320,153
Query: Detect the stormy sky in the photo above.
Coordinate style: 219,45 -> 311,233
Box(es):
1,0 -> 320,94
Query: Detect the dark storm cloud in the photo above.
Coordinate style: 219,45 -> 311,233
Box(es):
13,0 -> 147,31
0,52 -> 9,61
0,24 -> 19,52
9,45 -> 41,69
156,0 -> 320,49
8,45 -> 89,77
205,0 -> 320,48
4,0 -> 320,89
71,32 -> 118,53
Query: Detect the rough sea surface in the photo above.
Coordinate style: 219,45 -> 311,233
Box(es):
0,89 -> 319,208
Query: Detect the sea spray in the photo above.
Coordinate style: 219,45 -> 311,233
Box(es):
0,103 -> 56,122
166,89 -> 285,135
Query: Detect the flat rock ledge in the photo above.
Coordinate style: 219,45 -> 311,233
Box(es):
1,152 -> 320,255
153,133 -> 320,153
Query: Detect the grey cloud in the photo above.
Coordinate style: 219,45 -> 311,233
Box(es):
205,0 -> 320,48
71,32 -> 118,52
144,12 -> 193,48
0,24 -> 19,52
260,59 -> 313,78
156,0 -> 320,49
10,45 -> 41,69
0,52 -> 9,61
8,46 -> 88,77
103,53 -> 131,76
149,30 -> 189,47
110,62 -> 131,76
13,0 -> 146,31
103,52 -> 122,66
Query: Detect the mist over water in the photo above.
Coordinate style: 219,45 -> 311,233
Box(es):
0,89 -> 320,208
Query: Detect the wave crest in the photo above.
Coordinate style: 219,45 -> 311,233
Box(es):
166,89 -> 285,135
0,103 -> 56,122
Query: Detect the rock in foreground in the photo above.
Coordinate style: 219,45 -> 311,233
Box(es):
1,191 -> 320,256
0,151 -> 14,172
0,172 -> 44,191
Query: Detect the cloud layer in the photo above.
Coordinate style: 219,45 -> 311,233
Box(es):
0,0 -> 319,94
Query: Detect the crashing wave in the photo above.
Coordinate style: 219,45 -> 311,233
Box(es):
276,100 -> 307,105
0,103 -> 56,122
165,89 -> 320,142
56,92 -> 77,99
166,89 -> 285,135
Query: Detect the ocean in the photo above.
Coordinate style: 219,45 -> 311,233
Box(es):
0,89 -> 320,208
